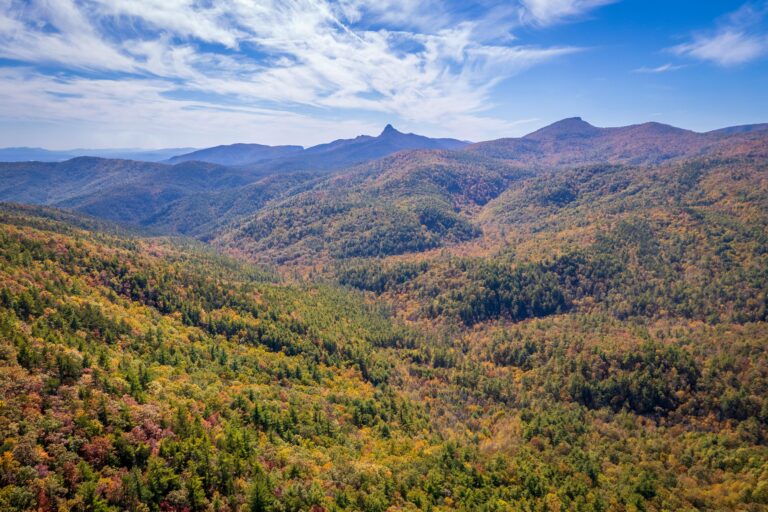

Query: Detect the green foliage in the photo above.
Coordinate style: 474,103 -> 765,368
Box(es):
220,151 -> 528,264
1,144 -> 768,512
0,211 -> 438,511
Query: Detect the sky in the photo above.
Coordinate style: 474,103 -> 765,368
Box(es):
0,0 -> 767,149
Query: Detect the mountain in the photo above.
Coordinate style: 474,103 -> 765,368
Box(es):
468,117 -> 761,167
0,125 -> 475,233
202,122 -> 768,266
268,124 -> 470,171
168,124 -> 470,170
707,122 -> 768,135
2,143 -> 768,511
213,150 -> 529,264
0,118 -> 766,248
0,146 -> 196,162
305,123 -> 468,157
0,157 -> 260,224
523,116 -> 603,140
166,143 -> 303,165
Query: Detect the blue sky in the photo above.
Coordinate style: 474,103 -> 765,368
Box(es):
0,0 -> 767,149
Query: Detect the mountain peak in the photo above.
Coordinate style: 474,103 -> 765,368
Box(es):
380,124 -> 401,137
524,117 -> 600,140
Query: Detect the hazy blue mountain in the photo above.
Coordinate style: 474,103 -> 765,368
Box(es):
0,147 -> 197,162
254,124 -> 470,171
707,123 -> 768,135
166,143 -> 303,165
0,157 -> 259,224
169,125 -> 470,170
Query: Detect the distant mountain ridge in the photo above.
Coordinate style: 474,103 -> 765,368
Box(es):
0,157 -> 258,224
0,124 -> 471,230
166,143 -> 303,165
524,117 -> 603,140
5,119 -> 764,167
304,124 -> 469,155
167,124 -> 470,169
0,146 -> 197,162
468,117 -> 767,167
707,123 -> 768,135
0,117 -> 766,247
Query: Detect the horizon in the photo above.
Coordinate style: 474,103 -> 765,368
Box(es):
3,116 -> 767,153
1,1 -> 767,149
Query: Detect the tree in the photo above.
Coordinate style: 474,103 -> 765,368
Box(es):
248,471 -> 273,512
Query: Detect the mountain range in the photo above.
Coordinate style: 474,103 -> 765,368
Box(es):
166,143 -> 303,166
1,117 -> 765,252
0,124 -> 470,227
467,117 -> 768,166
2,116 -> 768,511
0,146 -> 197,162
167,124 -> 469,168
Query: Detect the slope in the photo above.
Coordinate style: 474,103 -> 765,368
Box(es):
213,150 -> 530,265
242,124 -> 469,172
335,129 -> 768,319
166,143 -> 303,165
0,205 -> 444,511
0,157 -> 267,225
468,116 -> 768,167
3,172 -> 768,511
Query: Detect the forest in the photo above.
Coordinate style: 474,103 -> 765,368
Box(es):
1,180 -> 768,512
1,121 -> 768,512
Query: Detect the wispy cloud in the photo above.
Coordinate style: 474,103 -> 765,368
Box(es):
0,67 -> 382,149
0,0 -> 136,71
633,63 -> 687,73
0,0 -> 599,146
518,0 -> 617,26
670,2 -> 768,66
672,31 -> 767,66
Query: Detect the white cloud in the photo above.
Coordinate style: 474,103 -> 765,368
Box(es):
334,0 -> 451,32
672,30 -> 767,66
670,2 -> 768,67
0,0 -> 136,71
633,63 -> 687,73
0,0 -> 596,147
519,0 -> 617,26
91,0 -> 243,48
0,67 -> 380,149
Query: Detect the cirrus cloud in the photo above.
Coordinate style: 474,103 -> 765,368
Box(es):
0,0 -> 607,147
670,2 -> 768,67
519,0 -> 617,26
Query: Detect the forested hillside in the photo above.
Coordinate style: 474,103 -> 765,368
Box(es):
1,118 -> 768,511
0,206 -> 435,511
2,119 -> 766,255
208,127 -> 768,272
214,151 -> 530,264
2,190 -> 768,512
